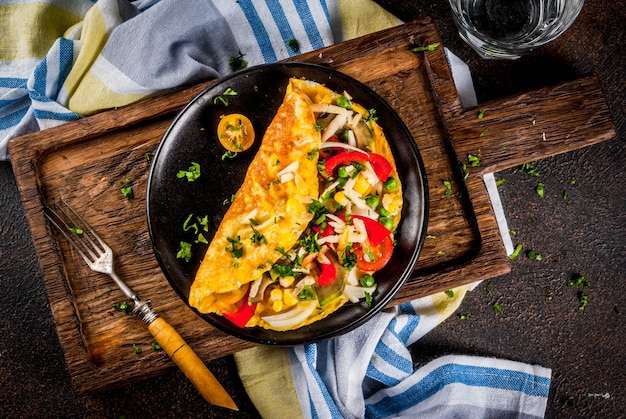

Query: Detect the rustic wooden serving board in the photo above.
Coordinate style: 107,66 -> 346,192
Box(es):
9,19 -> 615,395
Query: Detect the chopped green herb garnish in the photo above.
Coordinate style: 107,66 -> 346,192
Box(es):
250,227 -> 266,244
458,313 -> 468,320
68,227 -> 83,235
286,39 -> 299,52
132,344 -> 142,354
410,42 -> 440,52
535,182 -> 545,198
144,152 -> 152,163
176,241 -> 193,262
177,162 -> 201,182
496,178 -> 506,186
492,302 -> 503,314
436,250 -> 446,255
527,250 -> 542,260
226,236 -> 243,258
461,163 -> 469,180
229,51 -> 247,71
151,342 -> 163,352
578,292 -> 588,311
443,180 -> 453,196
563,190 -> 568,200
366,108 -> 379,122
477,110 -> 485,119
444,290 -> 454,298
222,150 -> 238,160
307,149 -> 319,160
426,234 -> 436,239
120,186 -> 134,199
509,243 -> 523,259
468,152 -> 480,167
341,245 -> 358,270
364,291 -> 373,306
112,301 -> 133,315
213,87 -> 238,106
520,162 -> 540,176
486,281 -> 493,295
567,275 -> 590,288
479,128 -> 489,137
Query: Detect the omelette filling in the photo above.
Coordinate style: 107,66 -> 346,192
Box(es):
189,78 -> 403,331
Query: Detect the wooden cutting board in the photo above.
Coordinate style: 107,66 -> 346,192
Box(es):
9,19 -> 615,395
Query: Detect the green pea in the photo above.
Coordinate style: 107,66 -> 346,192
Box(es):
365,195 -> 379,208
336,96 -> 351,109
337,166 -> 349,178
384,177 -> 398,191
360,274 -> 376,288
378,207 -> 390,217
379,217 -> 393,231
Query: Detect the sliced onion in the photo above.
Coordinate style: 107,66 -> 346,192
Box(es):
343,285 -> 377,303
319,141 -> 369,155
261,301 -> 318,329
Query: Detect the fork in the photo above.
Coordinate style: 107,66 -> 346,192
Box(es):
45,200 -> 238,411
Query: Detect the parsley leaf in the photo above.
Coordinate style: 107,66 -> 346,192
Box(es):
492,302 -> 504,314
176,241 -> 193,262
527,250 -> 543,261
509,243 -> 523,259
229,51 -> 247,71
177,162 -> 201,182
410,42 -> 440,52
520,162 -> 540,176
535,182 -> 545,198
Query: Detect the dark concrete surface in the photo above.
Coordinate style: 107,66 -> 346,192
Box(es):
1,1 -> 624,417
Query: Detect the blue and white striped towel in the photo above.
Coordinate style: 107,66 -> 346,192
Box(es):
2,1 -> 551,417
0,0 -> 399,159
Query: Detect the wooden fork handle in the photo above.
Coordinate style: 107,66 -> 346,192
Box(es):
148,317 -> 239,410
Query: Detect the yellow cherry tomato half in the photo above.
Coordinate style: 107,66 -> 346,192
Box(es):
217,113 -> 255,152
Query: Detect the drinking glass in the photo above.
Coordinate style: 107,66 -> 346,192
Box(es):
447,0 -> 585,59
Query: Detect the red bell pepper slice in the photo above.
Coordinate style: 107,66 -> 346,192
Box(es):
345,215 -> 394,272
317,257 -> 337,287
324,151 -> 392,182
223,289 -> 257,328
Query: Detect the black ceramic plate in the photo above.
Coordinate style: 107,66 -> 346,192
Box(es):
147,62 -> 428,345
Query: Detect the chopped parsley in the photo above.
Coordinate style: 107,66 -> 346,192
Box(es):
458,313 -> 469,320
68,227 -> 83,235
442,180 -> 453,196
226,236 -> 243,258
340,245 -> 358,270
364,291 -> 373,306
578,292 -> 588,311
177,162 -> 201,182
410,42 -> 440,52
520,162 -> 540,177
229,51 -> 247,71
132,344 -> 142,354
567,275 -> 590,288
112,301 -> 133,314
120,179 -> 134,199
151,342 -> 163,352
468,150 -> 481,167
509,243 -> 523,259
496,178 -> 506,186
250,227 -> 266,244
176,241 -> 193,262
286,39 -> 299,52
461,162 -> 469,180
485,281 -> 493,295
527,250 -> 542,260
299,233 -> 321,254
221,150 -> 238,160
213,87 -> 238,106
492,302 -> 503,314
479,128 -> 489,137
144,152 -> 152,163
444,290 -> 454,298
477,110 -> 485,119
366,108 -> 379,122
535,182 -> 545,198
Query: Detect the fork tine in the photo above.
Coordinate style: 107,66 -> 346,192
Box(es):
45,200 -> 105,265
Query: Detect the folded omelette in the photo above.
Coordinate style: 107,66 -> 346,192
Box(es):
189,79 -> 321,314
189,77 -> 403,331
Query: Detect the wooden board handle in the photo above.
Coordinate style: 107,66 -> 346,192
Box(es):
148,317 -> 238,411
